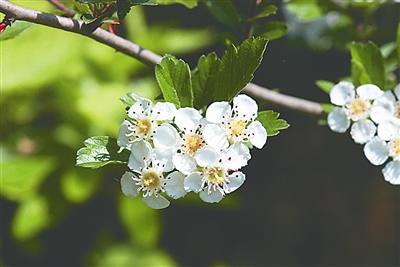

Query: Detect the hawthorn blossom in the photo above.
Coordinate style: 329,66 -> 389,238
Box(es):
327,82 -> 383,144
121,143 -> 186,209
184,146 -> 246,203
363,134 -> 400,185
203,94 -> 267,163
117,96 -> 177,148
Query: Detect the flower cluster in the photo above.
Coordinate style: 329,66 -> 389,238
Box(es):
327,81 -> 400,185
117,93 -> 267,208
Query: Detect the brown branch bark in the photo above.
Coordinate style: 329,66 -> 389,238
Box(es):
0,0 -> 324,116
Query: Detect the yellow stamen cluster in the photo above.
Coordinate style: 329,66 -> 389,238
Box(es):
183,134 -> 204,155
142,170 -> 161,190
348,99 -> 371,120
136,118 -> 152,137
228,120 -> 246,137
206,166 -> 225,184
388,138 -> 400,161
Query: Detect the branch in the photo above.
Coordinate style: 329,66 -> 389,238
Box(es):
0,0 -> 324,116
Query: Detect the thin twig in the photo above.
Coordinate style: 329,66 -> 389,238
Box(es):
48,0 -> 75,17
0,0 -> 324,116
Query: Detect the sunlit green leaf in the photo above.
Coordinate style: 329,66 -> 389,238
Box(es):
1,156 -> 56,201
76,136 -> 130,168
254,21 -> 289,40
256,110 -> 289,136
321,103 -> 334,113
203,0 -> 241,25
253,4 -> 278,20
157,0 -> 198,8
117,194 -> 161,249
11,195 -> 51,241
214,37 -> 268,102
0,21 -> 35,41
285,0 -> 323,22
155,55 -> 193,108
192,52 -> 221,109
350,41 -> 386,89
315,80 -> 335,94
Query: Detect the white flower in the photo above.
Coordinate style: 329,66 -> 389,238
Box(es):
364,134 -> 400,185
117,97 -> 177,147
184,146 -> 246,203
120,164 -> 186,209
328,82 -> 383,144
204,94 -> 267,150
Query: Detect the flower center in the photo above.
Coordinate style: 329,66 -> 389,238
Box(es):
394,101 -> 400,119
388,138 -> 400,161
136,118 -> 152,136
206,166 -> 225,185
348,99 -> 371,120
228,119 -> 246,137
183,134 -> 204,155
142,170 -> 161,190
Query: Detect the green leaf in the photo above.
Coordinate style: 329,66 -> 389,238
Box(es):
256,110 -> 289,136
321,103 -> 334,113
118,194 -> 162,249
397,22 -> 400,64
157,0 -> 198,9
1,156 -> 56,201
214,37 -> 268,102
285,0 -> 323,22
350,41 -> 386,89
191,52 -> 221,109
203,0 -> 241,26
76,136 -> 130,168
315,80 -> 335,94
120,92 -> 143,107
155,55 -> 193,108
253,4 -> 278,20
0,21 -> 35,41
11,195 -> 51,241
254,21 -> 289,40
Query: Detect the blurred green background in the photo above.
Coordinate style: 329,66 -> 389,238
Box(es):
1,1 -> 399,266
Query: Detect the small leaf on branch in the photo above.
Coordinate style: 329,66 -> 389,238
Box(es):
214,37 -> 268,102
157,0 -> 198,9
155,55 -> 193,108
350,41 -> 386,90
254,21 -> 289,41
203,0 -> 241,25
0,21 -> 35,41
76,136 -> 130,168
252,4 -> 278,20
256,110 -> 289,136
315,80 -> 335,94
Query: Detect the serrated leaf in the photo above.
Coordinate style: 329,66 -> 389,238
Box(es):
191,52 -> 221,109
315,80 -> 335,94
253,4 -> 278,20
120,92 -> 142,107
214,37 -> 268,102
350,41 -> 386,89
155,55 -> 193,108
76,136 -> 130,168
203,0 -> 241,25
0,21 -> 35,41
256,110 -> 289,136
117,0 -> 132,20
254,21 -> 289,40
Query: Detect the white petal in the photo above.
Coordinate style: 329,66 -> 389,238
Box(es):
230,142 -> 251,164
164,171 -> 186,199
174,107 -> 202,131
206,101 -> 231,123
117,120 -> 132,148
225,172 -> 245,193
152,102 -> 177,121
370,97 -> 395,124
152,123 -> 179,150
363,136 -> 389,165
194,146 -> 219,167
127,98 -> 152,119
330,81 -> 355,106
222,144 -> 248,169
357,84 -> 383,100
142,194 -> 170,209
247,121 -> 267,149
172,153 -> 198,175
381,90 -> 396,102
233,94 -> 258,120
327,107 -> 350,133
199,189 -> 223,203
128,141 -> 152,171
393,83 -> 400,99
184,172 -> 203,193
377,119 -> 400,141
153,147 -> 175,172
202,124 -> 229,151
350,119 -> 376,144
120,172 -> 139,198
382,161 -> 400,185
